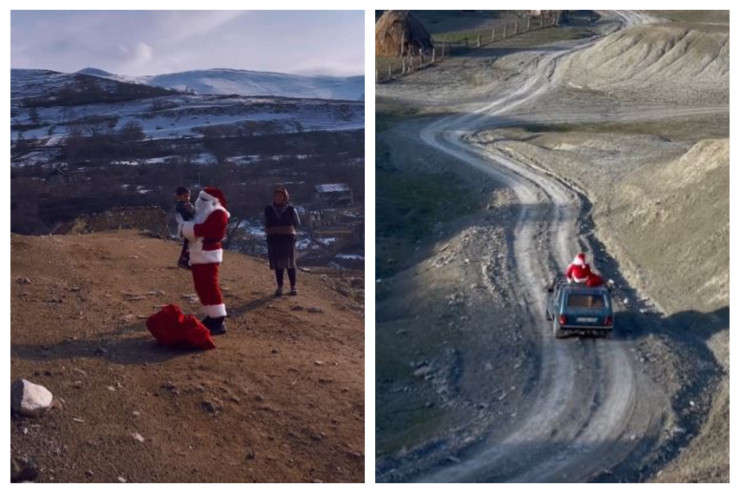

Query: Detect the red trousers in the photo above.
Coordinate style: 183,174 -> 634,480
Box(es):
191,263 -> 226,318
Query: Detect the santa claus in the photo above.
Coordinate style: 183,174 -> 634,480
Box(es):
179,187 -> 230,335
565,252 -> 593,284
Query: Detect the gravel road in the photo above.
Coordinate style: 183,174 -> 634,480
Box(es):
376,10 -> 725,482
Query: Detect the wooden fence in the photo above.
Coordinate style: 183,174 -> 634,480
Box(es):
376,12 -> 560,83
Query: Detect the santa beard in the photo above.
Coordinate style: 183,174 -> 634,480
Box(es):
194,196 -> 216,222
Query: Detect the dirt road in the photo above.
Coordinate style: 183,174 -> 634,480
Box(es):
376,10 -> 727,482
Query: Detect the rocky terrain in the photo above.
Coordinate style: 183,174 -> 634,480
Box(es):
376,10 -> 727,482
11,230 -> 364,482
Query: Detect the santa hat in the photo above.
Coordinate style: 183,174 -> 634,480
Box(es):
201,186 -> 227,209
573,252 -> 586,266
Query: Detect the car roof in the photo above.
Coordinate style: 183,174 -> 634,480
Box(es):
559,284 -> 610,295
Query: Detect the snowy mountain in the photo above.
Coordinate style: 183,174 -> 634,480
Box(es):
11,68 -> 364,169
12,68 -> 174,106
77,67 -> 364,101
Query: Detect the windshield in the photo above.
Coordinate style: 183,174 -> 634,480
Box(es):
566,293 -> 607,309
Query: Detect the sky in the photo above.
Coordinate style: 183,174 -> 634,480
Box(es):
11,10 -> 364,77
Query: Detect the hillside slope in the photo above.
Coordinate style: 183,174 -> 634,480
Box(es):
77,67 -> 365,101
556,22 -> 729,104
10,230 -> 364,483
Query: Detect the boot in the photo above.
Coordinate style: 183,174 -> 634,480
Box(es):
208,317 -> 227,336
274,286 -> 283,297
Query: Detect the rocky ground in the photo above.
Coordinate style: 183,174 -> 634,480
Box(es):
376,10 -> 728,482
10,230 -> 364,483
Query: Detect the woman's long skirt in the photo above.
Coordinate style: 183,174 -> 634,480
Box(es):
267,234 -> 297,270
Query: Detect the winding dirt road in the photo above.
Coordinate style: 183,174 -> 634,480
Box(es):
384,11 -> 689,483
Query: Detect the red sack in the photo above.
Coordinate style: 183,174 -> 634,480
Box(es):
146,304 -> 215,350
586,274 -> 605,287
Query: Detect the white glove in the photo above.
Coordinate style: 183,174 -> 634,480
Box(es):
175,214 -> 184,225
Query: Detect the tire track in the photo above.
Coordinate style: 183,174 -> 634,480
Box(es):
409,11 -> 667,482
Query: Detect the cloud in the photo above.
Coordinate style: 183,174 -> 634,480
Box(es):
11,11 -> 364,78
290,58 -> 364,77
134,42 -> 153,63
158,11 -> 246,44
116,41 -> 154,74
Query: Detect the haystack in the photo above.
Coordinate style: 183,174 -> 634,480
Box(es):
375,11 -> 434,57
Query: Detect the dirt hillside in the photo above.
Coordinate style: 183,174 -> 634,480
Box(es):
377,10 -> 728,482
556,23 -> 729,104
471,19 -> 729,479
10,230 -> 364,483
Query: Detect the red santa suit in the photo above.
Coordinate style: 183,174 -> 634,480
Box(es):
565,252 -> 593,284
180,187 -> 230,322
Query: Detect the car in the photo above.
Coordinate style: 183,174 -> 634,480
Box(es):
546,275 -> 614,339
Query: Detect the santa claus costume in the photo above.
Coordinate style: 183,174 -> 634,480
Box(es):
180,187 -> 230,335
565,252 -> 593,284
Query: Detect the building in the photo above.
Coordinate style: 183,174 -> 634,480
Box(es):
314,183 -> 354,207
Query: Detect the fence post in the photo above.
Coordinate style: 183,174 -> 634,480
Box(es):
527,16 -> 530,31
375,69 -> 379,82
503,23 -> 507,38
492,27 -> 495,42
477,33 -> 481,47
388,64 -> 392,79
401,57 -> 406,75
432,47 -> 436,63
515,20 -> 518,34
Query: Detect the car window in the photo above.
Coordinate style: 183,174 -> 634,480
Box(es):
566,293 -> 607,309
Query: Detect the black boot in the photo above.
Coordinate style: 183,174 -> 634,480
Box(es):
208,317 -> 227,335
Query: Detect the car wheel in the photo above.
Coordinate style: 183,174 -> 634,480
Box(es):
603,330 -> 613,340
553,319 -> 566,339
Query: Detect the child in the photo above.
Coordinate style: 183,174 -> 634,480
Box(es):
175,186 -> 196,269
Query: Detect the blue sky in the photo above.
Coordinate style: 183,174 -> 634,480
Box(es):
11,10 -> 364,76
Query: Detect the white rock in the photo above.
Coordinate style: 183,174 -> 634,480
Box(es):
11,379 -> 53,417
132,432 -> 145,443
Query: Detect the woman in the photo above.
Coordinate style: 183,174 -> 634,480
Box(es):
264,187 -> 300,296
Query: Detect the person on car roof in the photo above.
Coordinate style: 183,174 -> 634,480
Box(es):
566,252 -> 593,284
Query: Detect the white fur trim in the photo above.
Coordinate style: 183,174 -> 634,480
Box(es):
573,256 -> 585,266
203,304 -> 227,318
215,205 -> 230,219
181,221 -> 196,240
189,248 -> 223,265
